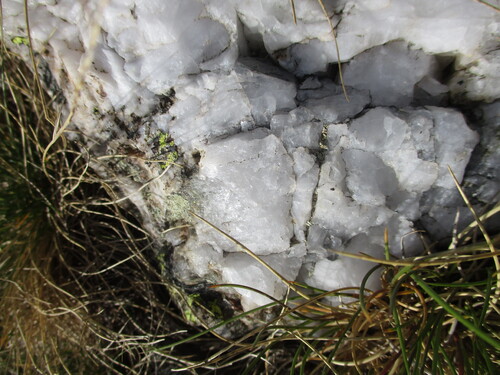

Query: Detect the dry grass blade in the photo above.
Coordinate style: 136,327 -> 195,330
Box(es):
333,246 -> 500,267
315,0 -> 349,102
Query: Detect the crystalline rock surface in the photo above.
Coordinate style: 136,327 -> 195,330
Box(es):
3,0 -> 498,312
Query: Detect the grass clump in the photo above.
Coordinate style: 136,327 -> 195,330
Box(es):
0,44 -> 104,373
0,44 -> 193,374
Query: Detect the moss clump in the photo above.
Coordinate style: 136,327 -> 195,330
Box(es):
158,132 -> 179,168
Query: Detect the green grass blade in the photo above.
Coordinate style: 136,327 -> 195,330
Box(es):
321,307 -> 362,375
478,270 -> 493,326
439,345 -> 457,375
411,274 -> 500,349
477,339 -> 496,374
390,275 -> 411,374
291,343 -> 303,375
299,345 -> 311,375
358,264 -> 382,317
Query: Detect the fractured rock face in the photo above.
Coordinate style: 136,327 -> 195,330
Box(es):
342,41 -> 439,107
304,107 -> 478,294
232,0 -> 500,102
173,105 -> 478,310
3,0 -> 495,314
191,129 -> 295,256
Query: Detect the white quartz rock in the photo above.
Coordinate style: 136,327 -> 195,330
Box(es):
448,50 -> 500,103
414,76 -> 450,106
103,0 -> 238,93
221,244 -> 305,311
304,240 -> 382,304
163,72 -> 252,150
234,0 -> 497,66
330,107 -> 478,194
421,203 -> 475,240
232,0 -> 498,101
303,214 -> 421,303
366,215 -> 424,257
306,105 -> 479,295
291,148 -> 320,242
164,63 -> 297,150
3,0 -> 241,120
342,41 -> 439,107
406,109 -> 437,161
380,148 -> 439,194
348,107 -> 408,152
306,202 -> 418,301
343,149 -> 398,207
270,107 -> 322,150
192,129 -> 295,256
303,257 -> 367,301
221,253 -> 278,311
386,190 -> 420,221
297,79 -> 370,122
174,240 -> 223,284
429,107 -> 480,189
308,107 -> 477,272
233,0 -> 336,53
312,149 -> 396,240
234,62 -> 297,126
328,110 -> 439,197
2,0 -> 493,315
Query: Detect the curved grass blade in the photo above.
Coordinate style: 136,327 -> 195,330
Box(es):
410,273 -> 499,350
